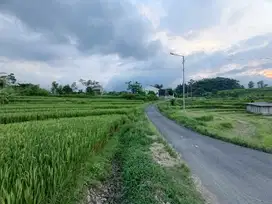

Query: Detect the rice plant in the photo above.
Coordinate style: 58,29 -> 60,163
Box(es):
0,115 -> 127,203
0,108 -> 136,124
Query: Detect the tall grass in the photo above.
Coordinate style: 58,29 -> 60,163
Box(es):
0,115 -> 128,203
8,96 -> 144,104
0,104 -> 137,114
0,108 -> 136,124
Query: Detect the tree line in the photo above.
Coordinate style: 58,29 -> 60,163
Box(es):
248,80 -> 268,89
1,72 -> 270,100
0,73 -> 158,103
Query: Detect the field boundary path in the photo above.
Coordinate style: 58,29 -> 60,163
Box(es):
146,105 -> 272,204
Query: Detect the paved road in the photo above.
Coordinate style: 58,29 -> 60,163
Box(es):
146,105 -> 272,204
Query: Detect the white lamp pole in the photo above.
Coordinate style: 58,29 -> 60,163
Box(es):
170,52 -> 185,110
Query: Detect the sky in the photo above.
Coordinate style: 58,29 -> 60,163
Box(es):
0,0 -> 272,91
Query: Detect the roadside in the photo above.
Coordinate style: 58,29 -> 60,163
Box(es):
158,102 -> 272,153
146,105 -> 272,204
84,111 -> 204,204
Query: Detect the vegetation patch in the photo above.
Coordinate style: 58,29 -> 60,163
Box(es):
196,115 -> 214,122
220,122 -> 233,129
158,102 -> 272,153
115,117 -> 204,204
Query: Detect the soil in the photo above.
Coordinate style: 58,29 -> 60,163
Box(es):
86,159 -> 122,204
150,142 -> 180,167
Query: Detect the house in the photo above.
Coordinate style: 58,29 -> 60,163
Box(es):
246,102 -> 272,115
92,85 -> 104,95
144,85 -> 159,96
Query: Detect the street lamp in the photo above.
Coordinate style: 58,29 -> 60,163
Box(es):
170,52 -> 185,110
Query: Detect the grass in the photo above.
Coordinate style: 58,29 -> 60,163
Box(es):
0,108 -> 137,124
0,96 -> 203,204
8,96 -> 144,104
116,115 -> 204,204
158,102 -> 272,153
0,104 -> 138,113
0,115 -> 128,203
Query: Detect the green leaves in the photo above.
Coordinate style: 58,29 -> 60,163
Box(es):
0,115 -> 127,203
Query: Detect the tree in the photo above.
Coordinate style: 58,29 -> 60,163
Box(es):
7,73 -> 16,84
56,85 -> 63,95
15,83 -> 49,96
175,84 -> 189,95
71,82 -> 78,92
248,81 -> 255,89
86,86 -> 94,95
0,73 -> 7,88
51,81 -> 59,94
178,77 -> 244,97
154,84 -> 163,89
62,84 -> 73,94
188,79 -> 195,97
166,88 -> 174,96
257,80 -> 264,88
0,72 -> 16,88
126,81 -> 143,94
79,79 -> 101,95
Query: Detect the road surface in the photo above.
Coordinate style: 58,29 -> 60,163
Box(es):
146,105 -> 272,204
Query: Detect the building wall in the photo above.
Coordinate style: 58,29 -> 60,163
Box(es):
144,86 -> 159,96
247,105 -> 272,115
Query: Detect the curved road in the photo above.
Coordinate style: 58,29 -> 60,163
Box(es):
146,105 -> 272,204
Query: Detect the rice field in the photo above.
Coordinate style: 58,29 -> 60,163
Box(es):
0,97 -> 142,203
0,96 -> 203,204
159,99 -> 272,152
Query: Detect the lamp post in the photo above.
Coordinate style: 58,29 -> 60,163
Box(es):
170,52 -> 185,110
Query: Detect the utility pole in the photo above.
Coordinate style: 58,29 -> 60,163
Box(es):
182,56 -> 185,110
191,84 -> 193,99
170,52 -> 185,111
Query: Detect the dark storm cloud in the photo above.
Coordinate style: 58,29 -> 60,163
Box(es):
0,36 -> 62,61
0,0 -> 162,61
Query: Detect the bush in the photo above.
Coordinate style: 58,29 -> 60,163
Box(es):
220,122 -> 233,129
196,115 -> 214,122
121,93 -> 145,100
146,94 -> 158,101
170,99 -> 176,106
0,87 -> 16,104
14,84 -> 49,96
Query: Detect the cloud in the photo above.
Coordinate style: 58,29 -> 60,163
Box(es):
263,70 -> 272,78
160,0 -> 222,35
0,0 -> 272,91
0,0 -> 162,61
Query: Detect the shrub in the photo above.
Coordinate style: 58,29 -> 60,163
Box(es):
220,122 -> 233,129
170,99 -> 176,106
196,115 -> 214,122
121,93 -> 145,100
0,87 -> 16,104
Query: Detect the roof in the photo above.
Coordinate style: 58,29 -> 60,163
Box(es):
144,86 -> 159,92
247,102 -> 272,107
